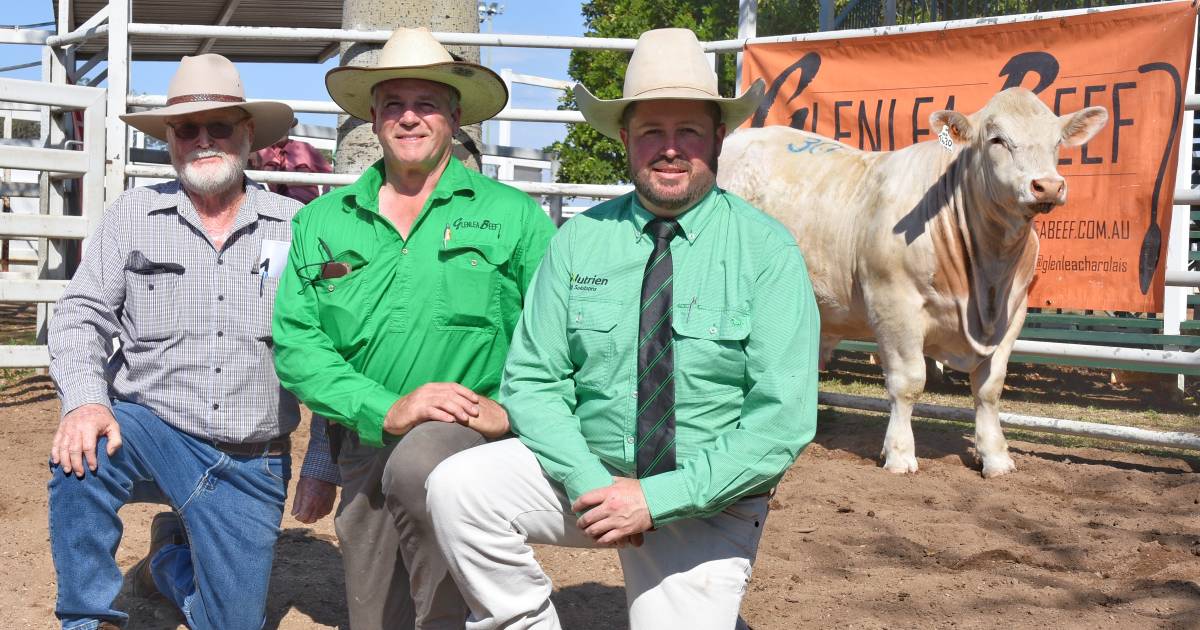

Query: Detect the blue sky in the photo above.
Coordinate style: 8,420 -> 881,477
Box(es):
0,2 -> 586,150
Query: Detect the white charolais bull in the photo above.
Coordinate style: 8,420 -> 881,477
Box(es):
717,88 -> 1108,478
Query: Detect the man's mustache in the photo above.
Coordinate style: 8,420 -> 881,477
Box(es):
185,149 -> 229,163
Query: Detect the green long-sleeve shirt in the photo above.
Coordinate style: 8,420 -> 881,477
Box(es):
273,157 -> 556,446
501,186 -> 820,526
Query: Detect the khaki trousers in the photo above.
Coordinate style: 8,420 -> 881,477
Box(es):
427,438 -> 768,630
335,421 -> 486,630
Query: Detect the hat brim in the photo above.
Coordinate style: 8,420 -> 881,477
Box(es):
120,100 -> 295,151
325,62 -> 509,125
574,79 -> 766,141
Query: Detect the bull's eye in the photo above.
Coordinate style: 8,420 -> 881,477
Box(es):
989,137 -> 1006,147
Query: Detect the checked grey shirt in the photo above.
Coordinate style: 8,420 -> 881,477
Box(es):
49,179 -> 302,443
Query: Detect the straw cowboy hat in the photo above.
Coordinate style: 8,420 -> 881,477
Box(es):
120,54 -> 294,151
325,27 -> 508,125
575,28 -> 766,141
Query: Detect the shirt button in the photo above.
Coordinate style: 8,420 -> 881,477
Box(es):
327,285 -> 335,293
211,403 -> 220,410
214,367 -> 222,373
147,284 -> 154,291
216,331 -> 224,337
626,435 -> 635,444
630,391 -> 637,399
470,259 -> 478,267
708,326 -> 717,335
401,248 -> 408,255
217,295 -> 224,301
217,258 -> 224,265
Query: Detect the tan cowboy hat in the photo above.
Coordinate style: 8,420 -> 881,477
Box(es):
325,27 -> 508,125
575,28 -> 766,141
120,54 -> 294,151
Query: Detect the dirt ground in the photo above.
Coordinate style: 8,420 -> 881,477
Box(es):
1,334 -> 1198,628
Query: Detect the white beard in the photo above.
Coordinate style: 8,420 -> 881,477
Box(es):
175,138 -> 249,197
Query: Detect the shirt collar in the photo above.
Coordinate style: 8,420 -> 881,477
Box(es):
342,156 -> 476,214
629,185 -> 722,244
147,178 -> 287,220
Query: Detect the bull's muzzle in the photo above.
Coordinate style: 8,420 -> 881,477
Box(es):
1029,176 -> 1066,212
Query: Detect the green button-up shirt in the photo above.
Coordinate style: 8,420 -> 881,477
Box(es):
502,186 -> 820,526
273,157 -> 556,446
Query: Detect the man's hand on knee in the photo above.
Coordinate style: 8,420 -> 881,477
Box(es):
383,382 -> 481,436
291,476 -> 337,523
51,403 -> 122,477
572,477 -> 653,546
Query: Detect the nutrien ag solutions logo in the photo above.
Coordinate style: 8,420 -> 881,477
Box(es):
570,272 -> 608,292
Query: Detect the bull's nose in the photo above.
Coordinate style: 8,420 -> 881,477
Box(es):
1030,177 -> 1066,204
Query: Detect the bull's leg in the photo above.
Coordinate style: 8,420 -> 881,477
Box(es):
877,341 -> 927,474
818,335 -> 842,371
969,344 -> 1018,478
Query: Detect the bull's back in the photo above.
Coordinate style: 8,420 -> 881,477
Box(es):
718,127 -> 883,330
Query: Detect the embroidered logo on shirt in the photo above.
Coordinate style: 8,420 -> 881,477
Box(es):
570,273 -> 609,292
452,217 -> 501,232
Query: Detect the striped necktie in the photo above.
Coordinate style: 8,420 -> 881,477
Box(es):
637,218 -> 680,478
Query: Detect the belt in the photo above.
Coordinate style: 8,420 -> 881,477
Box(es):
211,437 -> 291,457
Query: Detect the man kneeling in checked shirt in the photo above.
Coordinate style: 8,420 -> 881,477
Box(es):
427,28 -> 820,629
46,54 -> 308,629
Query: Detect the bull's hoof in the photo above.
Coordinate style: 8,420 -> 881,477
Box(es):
980,454 -> 1016,478
881,453 -> 919,474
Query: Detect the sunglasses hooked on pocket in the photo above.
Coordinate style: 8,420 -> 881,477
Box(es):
124,250 -> 185,275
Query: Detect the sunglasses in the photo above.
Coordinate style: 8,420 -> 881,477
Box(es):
166,116 -> 248,141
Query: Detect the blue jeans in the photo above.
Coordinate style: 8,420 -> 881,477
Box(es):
48,400 -> 290,630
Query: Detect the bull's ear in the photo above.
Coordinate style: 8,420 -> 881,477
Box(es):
929,110 -> 973,144
1060,106 -> 1108,147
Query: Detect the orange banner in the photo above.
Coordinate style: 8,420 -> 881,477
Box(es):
742,2 -> 1195,311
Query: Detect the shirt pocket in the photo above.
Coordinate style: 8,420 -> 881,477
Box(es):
316,263 -> 375,350
437,241 -> 511,330
250,276 -> 280,341
566,297 -> 622,390
123,270 -> 181,342
671,304 -> 751,397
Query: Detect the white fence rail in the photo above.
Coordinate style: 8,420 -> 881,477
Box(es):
820,392 -> 1200,451
0,78 -> 105,367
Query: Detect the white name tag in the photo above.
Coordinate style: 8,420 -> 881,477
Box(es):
258,239 -> 291,278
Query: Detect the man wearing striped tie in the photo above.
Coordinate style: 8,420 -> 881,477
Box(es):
428,28 -> 820,629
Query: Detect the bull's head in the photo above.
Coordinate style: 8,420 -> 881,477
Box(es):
929,88 -> 1108,219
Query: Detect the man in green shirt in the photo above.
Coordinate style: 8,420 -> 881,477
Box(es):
272,28 -> 555,629
427,28 -> 819,629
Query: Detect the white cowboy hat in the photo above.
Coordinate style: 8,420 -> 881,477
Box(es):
574,28 -> 766,141
119,54 -> 294,151
325,27 -> 508,125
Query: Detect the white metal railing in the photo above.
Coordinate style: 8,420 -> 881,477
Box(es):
123,163 -> 631,199
0,77 -> 105,368
820,392 -> 1200,451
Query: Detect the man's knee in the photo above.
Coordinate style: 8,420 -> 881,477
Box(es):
381,422 -> 483,512
424,448 -> 482,529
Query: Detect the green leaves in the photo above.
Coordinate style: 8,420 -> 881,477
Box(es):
556,0 -> 820,184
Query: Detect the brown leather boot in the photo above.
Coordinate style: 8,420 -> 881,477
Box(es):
127,511 -> 187,598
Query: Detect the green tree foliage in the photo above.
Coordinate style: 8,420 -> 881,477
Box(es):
550,0 -> 1148,184
549,0 -> 820,185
